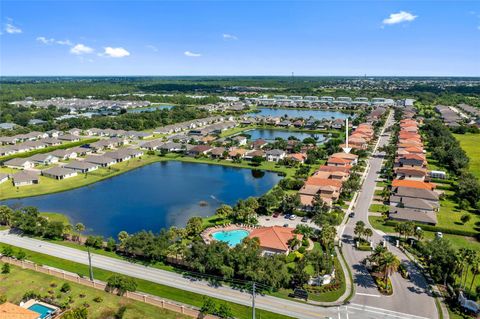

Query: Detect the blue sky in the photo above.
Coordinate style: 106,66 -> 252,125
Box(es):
1,1 -> 479,76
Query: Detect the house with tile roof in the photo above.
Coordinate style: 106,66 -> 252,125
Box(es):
248,226 -> 303,255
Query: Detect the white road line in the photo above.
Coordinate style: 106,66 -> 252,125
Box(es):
350,303 -> 431,319
355,292 -> 381,297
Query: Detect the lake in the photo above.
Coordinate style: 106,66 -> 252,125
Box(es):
2,162 -> 282,238
127,105 -> 174,113
243,129 -> 325,143
252,108 -> 352,120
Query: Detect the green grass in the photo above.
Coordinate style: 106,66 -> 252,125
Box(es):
0,243 -> 293,319
454,133 -> 480,179
437,193 -> 480,234
40,212 -> 70,225
0,263 -> 187,319
369,204 -> 389,213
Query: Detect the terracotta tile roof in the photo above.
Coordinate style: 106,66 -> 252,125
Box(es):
392,179 -> 436,190
330,152 -> 358,160
305,177 -> 342,188
404,147 -> 424,153
0,302 -> 39,319
248,226 -> 302,251
398,153 -> 426,161
287,153 -> 307,162
317,165 -> 351,173
327,157 -> 351,164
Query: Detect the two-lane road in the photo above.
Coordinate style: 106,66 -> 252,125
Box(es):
340,111 -> 438,319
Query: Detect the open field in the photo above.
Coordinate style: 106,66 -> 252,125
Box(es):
0,243 -> 293,319
0,263 -> 188,319
453,133 -> 480,179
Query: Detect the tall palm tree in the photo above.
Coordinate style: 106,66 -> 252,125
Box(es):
363,228 -> 373,242
74,223 -> 85,243
462,249 -> 477,289
379,251 -> 400,283
469,255 -> 480,293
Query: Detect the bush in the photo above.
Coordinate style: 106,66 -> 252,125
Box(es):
383,220 -> 478,237
93,296 -> 103,303
298,247 -> 306,254
1,263 -> 10,274
60,283 -> 71,293
2,246 -> 13,257
22,291 -> 40,301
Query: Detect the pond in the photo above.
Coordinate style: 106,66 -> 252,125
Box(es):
2,162 -> 282,238
252,108 -> 352,120
127,105 -> 174,113
243,129 -> 325,143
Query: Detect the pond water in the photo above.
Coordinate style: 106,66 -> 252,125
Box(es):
127,105 -> 174,113
2,162 -> 281,238
243,129 -> 325,143
252,108 -> 352,120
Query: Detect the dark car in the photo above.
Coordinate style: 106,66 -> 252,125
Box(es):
284,214 -> 291,219
272,212 -> 280,218
301,217 -> 309,222
283,223 -> 289,227
349,212 -> 355,218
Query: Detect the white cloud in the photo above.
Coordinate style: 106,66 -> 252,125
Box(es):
103,47 -> 130,58
383,11 -> 417,25
223,33 -> 238,40
146,44 -> 158,52
37,36 -> 54,44
184,51 -> 201,57
56,39 -> 72,46
70,43 -> 94,55
37,36 -> 74,46
5,22 -> 22,34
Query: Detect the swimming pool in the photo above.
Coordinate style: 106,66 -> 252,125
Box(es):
28,303 -> 56,319
212,229 -> 249,247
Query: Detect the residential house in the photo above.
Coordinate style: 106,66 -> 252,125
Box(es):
330,152 -> 358,165
84,155 -> 116,167
286,153 -> 307,164
188,145 -> 212,157
388,206 -> 437,225
394,167 -> 427,181
70,146 -> 93,156
58,134 -> 80,142
266,149 -> 286,162
104,149 -> 132,162
391,180 -> 436,191
232,135 -> 248,146
42,167 -> 78,180
28,154 -> 59,165
12,171 -> 39,186
210,147 -> 227,159
244,149 -> 266,160
248,226 -> 303,255
64,160 -> 99,173
228,147 -> 247,159
0,302 -> 41,319
50,149 -> 78,160
41,137 -> 62,146
4,158 -> 35,170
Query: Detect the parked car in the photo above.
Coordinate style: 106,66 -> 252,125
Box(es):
349,212 -> 355,218
436,232 -> 443,238
284,214 -> 291,219
272,212 -> 280,218
301,217 -> 309,222
289,214 -> 297,220
283,223 -> 289,227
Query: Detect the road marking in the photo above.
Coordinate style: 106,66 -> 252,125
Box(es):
350,303 -> 431,319
355,292 -> 381,297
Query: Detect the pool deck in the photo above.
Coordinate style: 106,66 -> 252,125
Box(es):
21,299 -> 59,318
201,224 -> 260,244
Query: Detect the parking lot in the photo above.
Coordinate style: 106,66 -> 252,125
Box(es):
257,214 -> 320,230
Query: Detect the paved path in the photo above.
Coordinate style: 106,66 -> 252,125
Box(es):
0,231 -> 431,319
339,111 -> 439,319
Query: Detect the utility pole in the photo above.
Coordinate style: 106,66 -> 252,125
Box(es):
252,281 -> 256,319
87,246 -> 94,281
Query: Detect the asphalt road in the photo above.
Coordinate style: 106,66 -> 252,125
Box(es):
339,111 -> 438,319
0,230 -> 431,319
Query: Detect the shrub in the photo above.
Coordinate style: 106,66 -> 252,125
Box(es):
298,247 -> 306,254
115,306 -> 127,319
1,246 -> 13,257
93,296 -> 103,303
15,250 -> 26,260
0,294 -> 6,304
60,283 -> 71,293
22,291 -> 40,301
1,263 -> 10,274
106,275 -> 137,296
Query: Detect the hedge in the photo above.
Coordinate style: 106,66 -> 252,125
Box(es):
383,220 -> 478,237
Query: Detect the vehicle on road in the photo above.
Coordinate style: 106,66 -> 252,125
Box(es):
272,212 -> 280,218
284,214 -> 291,219
289,214 -> 297,220
349,212 -> 355,218
283,223 -> 289,227
301,217 -> 309,222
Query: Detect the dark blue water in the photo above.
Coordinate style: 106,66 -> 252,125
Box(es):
244,129 -> 325,143
253,108 -> 351,120
2,162 -> 281,238
127,105 -> 174,113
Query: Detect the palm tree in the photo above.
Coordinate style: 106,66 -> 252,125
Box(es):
462,249 -> 477,289
74,223 -> 85,243
320,225 -> 336,251
363,228 -> 373,242
469,255 -> 480,293
354,221 -> 365,241
378,251 -> 400,283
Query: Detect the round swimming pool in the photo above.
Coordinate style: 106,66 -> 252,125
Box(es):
212,229 -> 249,247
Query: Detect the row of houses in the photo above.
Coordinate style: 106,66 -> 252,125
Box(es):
152,116 -> 234,135
244,96 -> 395,108
340,123 -> 375,150
0,134 -> 81,157
388,117 -> 441,225
434,105 -> 464,128
298,151 -> 359,207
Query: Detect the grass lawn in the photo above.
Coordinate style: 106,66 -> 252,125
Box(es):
437,193 -> 480,233
369,204 -> 389,213
0,243 -> 293,319
454,133 -> 480,179
40,212 -> 70,225
0,263 -> 188,319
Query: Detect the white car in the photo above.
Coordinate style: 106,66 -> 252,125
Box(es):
289,214 -> 297,220
436,232 -> 443,238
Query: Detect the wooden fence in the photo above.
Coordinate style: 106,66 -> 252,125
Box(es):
0,256 -> 218,319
